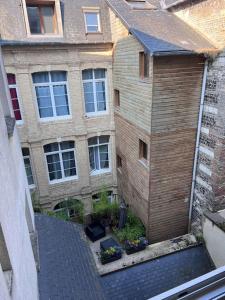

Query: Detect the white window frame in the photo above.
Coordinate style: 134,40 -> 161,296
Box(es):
44,142 -> 78,184
82,69 -> 108,117
84,11 -> 101,33
22,0 -> 63,37
88,136 -> 111,176
23,154 -> 35,189
33,71 -> 71,122
8,78 -> 23,126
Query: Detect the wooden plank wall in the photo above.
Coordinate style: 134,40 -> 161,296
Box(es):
149,55 -> 205,242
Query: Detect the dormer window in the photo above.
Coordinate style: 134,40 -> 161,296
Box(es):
84,10 -> 101,33
23,0 -> 63,36
126,0 -> 154,10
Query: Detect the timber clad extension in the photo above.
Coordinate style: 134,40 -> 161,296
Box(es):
0,0 -> 221,241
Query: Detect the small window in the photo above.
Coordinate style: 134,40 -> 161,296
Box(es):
7,74 -> 22,123
139,52 -> 149,79
126,0 -> 153,9
114,89 -> 120,107
44,141 -> 77,182
32,71 -> 70,119
117,154 -> 122,169
25,0 -> 62,35
84,11 -> 101,33
139,139 -> 148,160
22,148 -> 35,187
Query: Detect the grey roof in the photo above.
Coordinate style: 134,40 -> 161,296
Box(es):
161,0 -> 193,9
36,214 -> 214,300
106,0 -> 216,55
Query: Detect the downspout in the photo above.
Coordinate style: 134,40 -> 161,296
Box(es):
188,59 -> 208,232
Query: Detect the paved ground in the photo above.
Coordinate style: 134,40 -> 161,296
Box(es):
36,214 -> 214,300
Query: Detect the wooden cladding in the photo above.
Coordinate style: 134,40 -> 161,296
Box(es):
139,51 -> 149,79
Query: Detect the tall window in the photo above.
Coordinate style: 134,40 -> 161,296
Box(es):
44,141 -> 77,182
7,74 -> 22,123
82,69 -> 107,115
26,1 -> 58,35
88,136 -> 110,174
139,52 -> 149,79
32,71 -> 70,119
84,11 -> 101,33
22,148 -> 35,187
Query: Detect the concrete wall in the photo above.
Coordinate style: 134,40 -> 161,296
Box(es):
3,45 -> 117,211
203,210 -> 225,267
0,49 -> 38,300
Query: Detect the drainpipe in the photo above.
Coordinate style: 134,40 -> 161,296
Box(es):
188,59 -> 208,232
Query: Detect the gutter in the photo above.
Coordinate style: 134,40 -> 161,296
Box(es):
188,60 -> 208,232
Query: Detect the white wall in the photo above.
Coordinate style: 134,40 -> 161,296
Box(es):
203,212 -> 225,268
0,48 -> 39,300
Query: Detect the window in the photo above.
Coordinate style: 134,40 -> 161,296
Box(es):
126,0 -> 153,9
92,191 -> 113,203
44,141 -> 77,182
53,199 -> 83,219
82,69 -> 107,115
114,89 -> 120,107
84,11 -> 101,33
139,139 -> 148,161
88,136 -> 110,174
139,52 -> 149,79
7,74 -> 22,123
22,148 -> 35,187
32,71 -> 70,119
26,0 -> 60,35
117,154 -> 122,169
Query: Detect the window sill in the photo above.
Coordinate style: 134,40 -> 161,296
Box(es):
39,116 -> 72,124
90,169 -> 111,176
16,120 -> 24,126
138,159 -> 149,169
85,31 -> 103,35
84,112 -> 109,118
26,34 -> 63,39
49,176 -> 78,185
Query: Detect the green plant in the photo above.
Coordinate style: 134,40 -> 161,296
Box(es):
113,209 -> 145,243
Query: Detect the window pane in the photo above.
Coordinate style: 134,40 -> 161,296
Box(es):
39,107 -> 53,118
27,6 -> 41,34
46,153 -> 60,163
99,145 -> 109,169
96,82 -> 106,111
44,143 -> 59,153
99,136 -> 109,144
10,88 -> 18,100
49,170 -> 62,181
7,74 -> 16,85
32,72 -> 49,83
82,69 -> 93,80
22,148 -> 30,156
41,6 -> 54,33
56,106 -> 69,116
87,25 -> 99,32
83,82 -> 94,113
94,69 -> 105,79
36,86 -> 51,98
60,141 -> 74,150
51,71 -> 67,82
85,13 -> 99,32
88,137 -> 98,146
24,157 -> 34,185
89,147 -> 99,171
53,85 -> 67,95
12,99 -> 20,110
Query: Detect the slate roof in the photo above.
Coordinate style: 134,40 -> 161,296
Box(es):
106,0 -> 217,55
36,214 -> 214,300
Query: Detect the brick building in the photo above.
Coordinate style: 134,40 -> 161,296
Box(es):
0,0 -> 223,242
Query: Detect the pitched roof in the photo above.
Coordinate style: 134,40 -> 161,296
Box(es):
106,0 -> 217,55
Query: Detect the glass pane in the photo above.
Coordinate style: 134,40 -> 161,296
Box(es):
54,94 -> 68,106
88,137 -> 98,146
41,6 -> 54,33
94,69 -> 105,79
27,175 -> 34,186
10,88 -> 18,99
85,12 -> 98,26
44,143 -> 59,153
60,142 -> 74,150
12,99 -> 20,110
63,159 -> 75,170
7,74 -> 16,85
53,85 -> 67,96
46,153 -> 60,163
49,170 -> 62,181
64,168 -> 76,177
14,110 -> 22,121
51,71 -> 67,82
87,25 -> 99,33
36,86 -> 51,97
83,82 -> 94,113
89,147 -> 99,171
48,162 -> 61,172
100,159 -> 109,169
27,6 -> 41,34
82,69 -> 93,80
97,101 -> 106,111
32,72 -> 49,83
85,103 -> 95,113
39,107 -> 53,118
56,106 -> 69,116
99,144 -> 108,154
22,148 -> 30,156
99,136 -> 109,144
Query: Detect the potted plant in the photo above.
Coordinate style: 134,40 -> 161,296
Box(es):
125,237 -> 148,255
100,246 -> 122,265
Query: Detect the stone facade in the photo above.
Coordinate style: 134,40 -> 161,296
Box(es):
170,0 -> 225,234
0,48 -> 39,300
